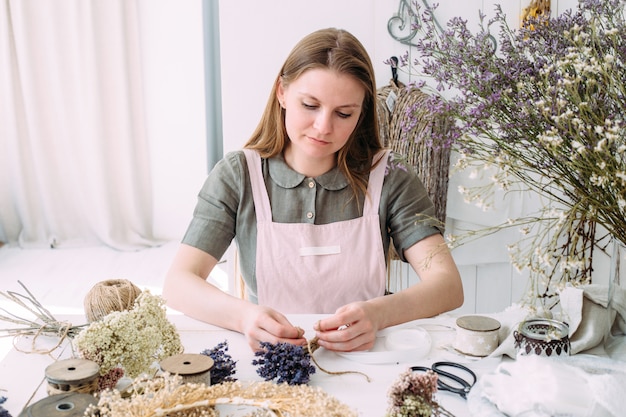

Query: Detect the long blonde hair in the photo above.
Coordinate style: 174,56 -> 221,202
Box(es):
244,28 -> 383,202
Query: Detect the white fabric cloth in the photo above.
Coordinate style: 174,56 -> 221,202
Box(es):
0,0 -> 158,249
468,354 -> 626,417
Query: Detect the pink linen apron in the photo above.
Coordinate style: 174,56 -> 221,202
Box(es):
243,149 -> 389,313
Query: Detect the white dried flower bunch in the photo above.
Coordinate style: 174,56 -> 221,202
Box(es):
74,290 -> 182,378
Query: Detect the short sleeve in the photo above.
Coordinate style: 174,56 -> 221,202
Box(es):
181,152 -> 245,260
382,152 -> 442,261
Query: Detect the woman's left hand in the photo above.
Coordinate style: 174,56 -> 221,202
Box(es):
313,301 -> 380,352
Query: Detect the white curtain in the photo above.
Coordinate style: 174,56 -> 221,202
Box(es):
0,0 -> 159,249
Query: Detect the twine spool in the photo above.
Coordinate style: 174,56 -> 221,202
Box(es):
45,358 -> 100,395
160,353 -> 214,385
84,279 -> 142,322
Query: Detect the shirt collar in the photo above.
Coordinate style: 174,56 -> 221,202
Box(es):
268,154 -> 350,191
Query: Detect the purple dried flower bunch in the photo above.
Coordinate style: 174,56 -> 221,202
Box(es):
0,396 -> 11,417
200,340 -> 238,385
400,0 -> 626,308
252,341 -> 316,385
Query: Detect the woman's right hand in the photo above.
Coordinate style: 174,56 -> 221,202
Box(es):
241,305 -> 307,351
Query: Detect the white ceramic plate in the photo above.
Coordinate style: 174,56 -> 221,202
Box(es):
336,327 -> 431,364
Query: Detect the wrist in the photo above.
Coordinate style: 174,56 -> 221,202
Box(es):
365,298 -> 389,331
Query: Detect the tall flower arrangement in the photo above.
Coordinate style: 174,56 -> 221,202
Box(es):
399,0 -> 626,309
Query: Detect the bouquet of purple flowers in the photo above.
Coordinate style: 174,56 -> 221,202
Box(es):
398,0 -> 626,309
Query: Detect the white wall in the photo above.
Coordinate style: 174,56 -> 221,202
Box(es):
218,0 -> 578,152
139,0 -> 208,241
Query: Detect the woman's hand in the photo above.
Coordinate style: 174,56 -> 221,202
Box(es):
313,301 -> 380,352
241,305 -> 307,351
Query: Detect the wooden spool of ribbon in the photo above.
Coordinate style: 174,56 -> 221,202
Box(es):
19,393 -> 98,417
160,353 -> 214,385
454,315 -> 501,357
45,358 -> 100,395
83,279 -> 142,322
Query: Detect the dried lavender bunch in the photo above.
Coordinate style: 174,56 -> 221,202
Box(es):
200,340 -> 237,385
252,341 -> 316,385
0,396 -> 11,417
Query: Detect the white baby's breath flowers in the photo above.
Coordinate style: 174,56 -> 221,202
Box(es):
74,290 -> 182,378
89,373 -> 357,417
571,141 -> 586,154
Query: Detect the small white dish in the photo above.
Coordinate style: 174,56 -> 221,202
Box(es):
336,327 -> 431,364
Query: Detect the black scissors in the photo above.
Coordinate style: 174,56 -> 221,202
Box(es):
411,361 -> 476,399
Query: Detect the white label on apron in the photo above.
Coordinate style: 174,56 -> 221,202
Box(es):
299,246 -> 341,256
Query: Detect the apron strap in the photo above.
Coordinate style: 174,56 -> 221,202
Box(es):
243,148 -> 390,220
364,150 -> 390,215
242,149 -> 271,222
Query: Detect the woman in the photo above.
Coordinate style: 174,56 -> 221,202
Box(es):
163,28 -> 463,352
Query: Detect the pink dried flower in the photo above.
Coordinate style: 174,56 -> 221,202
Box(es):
98,367 -> 124,391
386,369 -> 455,417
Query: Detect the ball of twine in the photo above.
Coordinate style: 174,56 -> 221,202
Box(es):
84,279 -> 142,322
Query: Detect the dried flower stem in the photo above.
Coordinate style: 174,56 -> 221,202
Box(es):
306,337 -> 371,382
0,281 -> 87,354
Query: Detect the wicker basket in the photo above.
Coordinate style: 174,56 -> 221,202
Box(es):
377,80 -> 452,263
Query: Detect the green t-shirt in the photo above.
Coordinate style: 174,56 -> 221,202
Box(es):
182,150 -> 441,301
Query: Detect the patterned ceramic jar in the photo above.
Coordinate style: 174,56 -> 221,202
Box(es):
514,318 -> 570,357
454,315 -> 501,357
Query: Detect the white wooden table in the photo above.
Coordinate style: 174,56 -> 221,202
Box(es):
0,313 -> 502,416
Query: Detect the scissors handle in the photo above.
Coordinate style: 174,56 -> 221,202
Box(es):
409,365 -> 432,373
431,361 -> 476,399
411,362 -> 477,399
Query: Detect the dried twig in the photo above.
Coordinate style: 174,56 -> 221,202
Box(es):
0,281 -> 87,347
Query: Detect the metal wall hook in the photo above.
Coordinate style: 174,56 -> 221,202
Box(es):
387,0 -> 497,52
